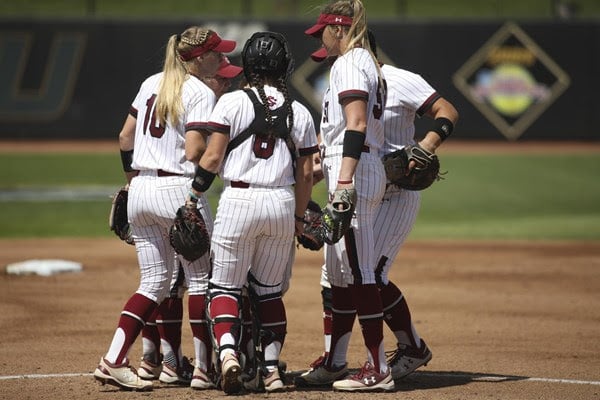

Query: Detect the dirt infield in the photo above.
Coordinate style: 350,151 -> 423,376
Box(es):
1,139 -> 599,399
1,238 -> 599,400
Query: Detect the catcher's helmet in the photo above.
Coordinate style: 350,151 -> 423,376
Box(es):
242,31 -> 293,81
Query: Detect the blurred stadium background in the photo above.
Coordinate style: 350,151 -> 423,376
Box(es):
0,0 -> 599,240
1,0 -> 599,18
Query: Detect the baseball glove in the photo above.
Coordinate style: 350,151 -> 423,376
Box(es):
296,200 -> 325,251
321,187 -> 357,245
109,186 -> 134,245
382,144 -> 442,191
169,204 -> 210,262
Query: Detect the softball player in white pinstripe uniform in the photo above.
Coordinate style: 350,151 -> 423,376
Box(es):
137,56 -> 244,386
297,0 -> 393,392
94,27 -> 236,392
306,31 -> 459,382
374,62 -> 458,379
188,32 -> 317,394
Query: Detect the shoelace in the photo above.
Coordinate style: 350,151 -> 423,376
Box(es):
385,345 -> 407,364
126,365 -> 140,379
351,362 -> 376,379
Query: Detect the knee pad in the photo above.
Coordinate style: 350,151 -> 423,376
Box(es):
206,282 -> 243,354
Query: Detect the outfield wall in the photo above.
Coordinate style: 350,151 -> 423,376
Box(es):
0,18 -> 598,141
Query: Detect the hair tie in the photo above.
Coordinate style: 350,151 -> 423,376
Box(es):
176,34 -> 181,42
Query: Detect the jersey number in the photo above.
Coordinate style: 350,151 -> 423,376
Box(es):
372,79 -> 387,120
142,94 -> 166,138
253,136 -> 276,159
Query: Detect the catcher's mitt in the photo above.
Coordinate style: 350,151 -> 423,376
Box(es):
296,200 -> 325,251
169,204 -> 210,262
382,144 -> 442,191
109,187 -> 134,245
321,187 -> 357,245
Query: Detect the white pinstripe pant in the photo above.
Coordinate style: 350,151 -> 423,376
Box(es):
319,185 -> 420,287
209,185 -> 295,296
321,146 -> 386,287
128,171 -> 213,303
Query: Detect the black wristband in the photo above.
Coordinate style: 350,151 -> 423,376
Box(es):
295,214 -> 305,222
191,165 -> 216,192
432,117 -> 454,141
120,149 -> 134,172
342,130 -> 365,160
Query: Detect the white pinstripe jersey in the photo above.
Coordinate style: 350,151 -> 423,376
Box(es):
129,72 -> 216,175
206,85 -> 318,186
380,64 -> 440,154
320,48 -> 385,152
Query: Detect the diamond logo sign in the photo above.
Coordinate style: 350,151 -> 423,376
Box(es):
453,22 -> 570,140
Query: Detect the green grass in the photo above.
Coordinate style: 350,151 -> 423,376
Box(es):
1,0 -> 599,18
413,154 -> 600,239
0,153 -> 123,187
0,152 -> 599,240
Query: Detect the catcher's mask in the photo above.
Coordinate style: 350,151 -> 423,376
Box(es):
242,31 -> 294,82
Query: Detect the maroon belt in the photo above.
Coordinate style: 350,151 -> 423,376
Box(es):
230,181 -> 250,188
157,170 -> 182,177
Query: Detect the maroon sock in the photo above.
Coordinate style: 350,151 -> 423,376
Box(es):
328,286 -> 356,369
157,297 -> 183,367
208,294 -> 239,352
189,294 -> 212,369
256,295 -> 286,352
350,283 -> 384,372
115,293 -> 157,364
323,308 -> 332,339
141,308 -> 161,364
379,281 -> 418,347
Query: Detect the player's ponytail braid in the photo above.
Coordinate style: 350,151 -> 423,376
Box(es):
179,29 -> 211,48
276,75 -> 294,136
250,72 -> 277,137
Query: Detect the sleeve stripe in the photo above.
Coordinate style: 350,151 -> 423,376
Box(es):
185,122 -> 209,132
338,89 -> 368,103
205,121 -> 230,134
129,106 -> 137,118
417,92 -> 441,117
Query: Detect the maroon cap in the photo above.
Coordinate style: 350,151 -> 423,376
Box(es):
311,47 -> 328,62
216,57 -> 243,78
178,31 -> 236,61
305,13 -> 353,37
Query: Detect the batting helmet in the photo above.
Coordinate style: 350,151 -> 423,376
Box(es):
242,31 -> 294,81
